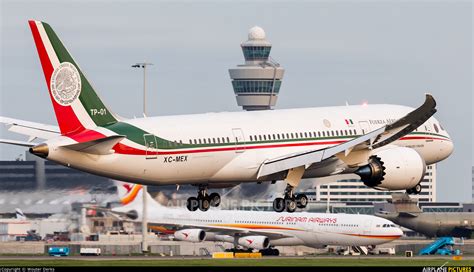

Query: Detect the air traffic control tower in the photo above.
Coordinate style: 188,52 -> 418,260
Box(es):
229,26 -> 285,111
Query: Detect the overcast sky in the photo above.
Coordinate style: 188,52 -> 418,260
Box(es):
1,0 -> 472,202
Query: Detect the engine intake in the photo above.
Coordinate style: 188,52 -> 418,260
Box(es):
174,229 -> 206,242
355,147 -> 426,190
237,235 -> 270,250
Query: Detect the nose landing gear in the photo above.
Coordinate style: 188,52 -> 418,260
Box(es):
406,183 -> 422,195
186,185 -> 221,212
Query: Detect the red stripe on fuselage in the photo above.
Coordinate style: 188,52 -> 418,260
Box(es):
29,20 -> 84,135
111,135 -> 449,156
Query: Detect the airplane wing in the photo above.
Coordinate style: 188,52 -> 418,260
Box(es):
149,222 -> 294,239
257,94 -> 436,178
0,116 -> 60,141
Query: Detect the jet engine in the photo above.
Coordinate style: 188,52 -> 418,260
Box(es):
237,235 -> 270,250
355,147 -> 426,190
174,229 -> 206,242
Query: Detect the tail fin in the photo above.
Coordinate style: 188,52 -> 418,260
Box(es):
15,208 -> 26,220
390,193 -> 422,213
28,20 -> 117,135
115,181 -> 157,207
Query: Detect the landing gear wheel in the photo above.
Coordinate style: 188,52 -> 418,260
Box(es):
406,184 -> 422,195
272,248 -> 280,256
296,194 -> 308,208
198,196 -> 210,211
285,198 -> 297,213
413,183 -> 422,194
209,193 -> 221,207
186,197 -> 199,211
273,197 -> 285,212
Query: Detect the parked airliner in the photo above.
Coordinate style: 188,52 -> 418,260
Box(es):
0,20 -> 453,213
112,182 -> 403,255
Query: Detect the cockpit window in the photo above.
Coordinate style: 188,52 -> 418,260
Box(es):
433,123 -> 439,133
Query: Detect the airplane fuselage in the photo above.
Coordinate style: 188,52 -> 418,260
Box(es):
43,104 -> 452,187
383,213 -> 474,238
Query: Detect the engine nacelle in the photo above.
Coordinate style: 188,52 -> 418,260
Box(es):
237,235 -> 270,250
174,229 -> 206,242
355,147 -> 426,190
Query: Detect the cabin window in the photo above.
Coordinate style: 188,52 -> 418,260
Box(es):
263,135 -> 267,141
340,130 -> 343,136
317,131 -> 321,137
353,129 -> 357,135
277,134 -> 280,140
331,131 -> 334,137
226,137 -> 230,143
198,139 -> 202,144
335,131 -> 339,136
212,138 -> 216,144
433,123 -> 439,133
290,133 -> 294,138
258,135 -> 262,141
304,132 -> 308,138
217,138 -> 221,144
250,136 -> 253,141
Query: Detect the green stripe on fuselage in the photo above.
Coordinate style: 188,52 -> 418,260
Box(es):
42,23 -> 117,126
104,121 -> 449,152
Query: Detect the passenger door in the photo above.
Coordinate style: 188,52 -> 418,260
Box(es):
232,128 -> 246,153
143,134 -> 158,159
358,121 -> 371,134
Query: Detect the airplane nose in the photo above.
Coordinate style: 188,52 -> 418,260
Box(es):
438,140 -> 454,161
394,227 -> 403,238
445,140 -> 454,157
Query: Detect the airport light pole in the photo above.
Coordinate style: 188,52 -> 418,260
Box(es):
132,62 -> 153,253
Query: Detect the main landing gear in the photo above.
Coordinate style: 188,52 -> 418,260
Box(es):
273,184 -> 308,213
406,183 -> 422,195
272,166 -> 307,213
186,185 -> 221,212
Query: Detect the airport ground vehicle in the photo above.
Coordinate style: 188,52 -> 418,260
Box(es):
80,248 -> 101,256
419,237 -> 462,256
48,247 -> 69,257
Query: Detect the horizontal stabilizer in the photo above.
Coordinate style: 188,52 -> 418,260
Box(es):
0,116 -> 59,140
0,139 -> 36,147
62,135 -> 125,155
398,212 -> 419,218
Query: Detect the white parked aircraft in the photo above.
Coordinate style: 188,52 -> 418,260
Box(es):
0,21 -> 453,213
112,182 -> 403,255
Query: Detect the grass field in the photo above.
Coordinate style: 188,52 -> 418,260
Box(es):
1,258 -> 473,267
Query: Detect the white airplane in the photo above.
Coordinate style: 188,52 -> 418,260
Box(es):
112,182 -> 403,255
1,20 -> 453,213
